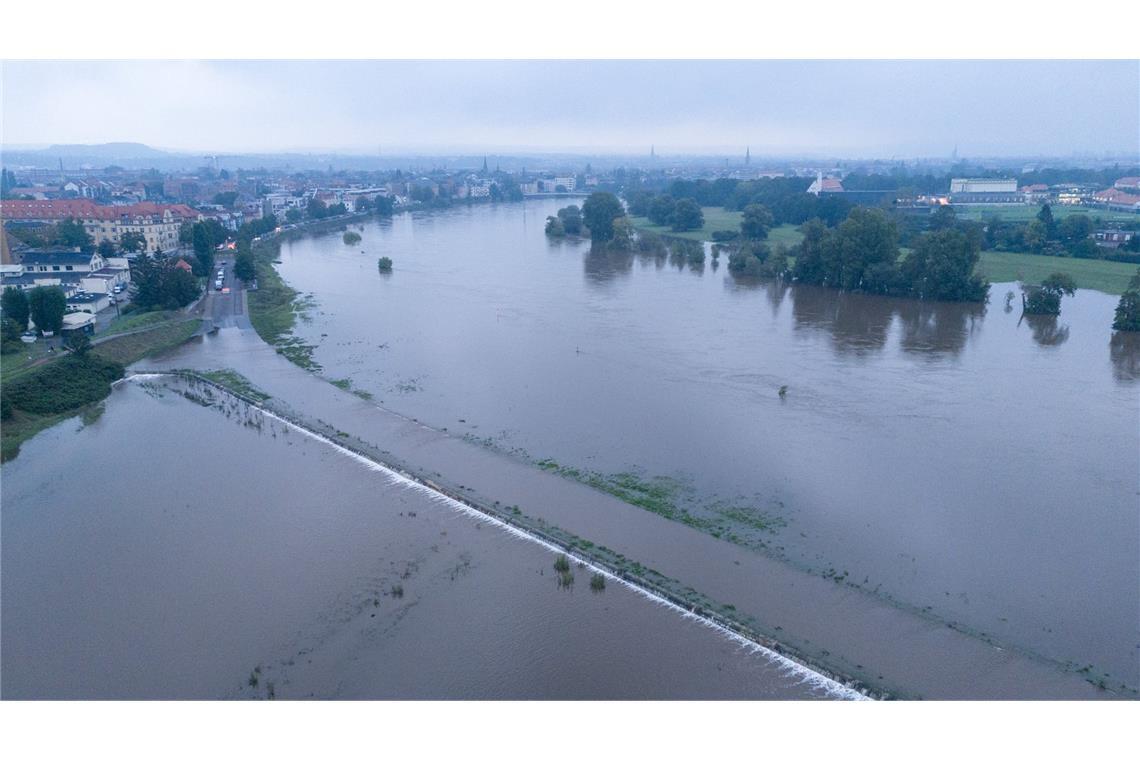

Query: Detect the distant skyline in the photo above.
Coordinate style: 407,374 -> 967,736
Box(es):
2,60 -> 1138,158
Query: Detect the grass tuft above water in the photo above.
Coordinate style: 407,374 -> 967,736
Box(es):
197,369 -> 271,403
534,458 -> 786,549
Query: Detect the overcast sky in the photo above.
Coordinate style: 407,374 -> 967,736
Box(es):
2,60 -> 1137,157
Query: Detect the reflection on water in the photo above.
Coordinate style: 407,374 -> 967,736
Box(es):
791,286 -> 896,356
268,200 -> 1138,689
788,284 -> 987,359
1110,331 -> 1140,382
1024,314 -> 1071,347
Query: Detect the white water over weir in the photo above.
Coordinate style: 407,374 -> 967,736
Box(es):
122,372 -> 871,700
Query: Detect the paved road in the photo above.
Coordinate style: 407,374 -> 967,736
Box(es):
196,254 -> 251,330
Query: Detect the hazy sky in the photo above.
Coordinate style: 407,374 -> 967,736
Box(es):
2,60 -> 1137,157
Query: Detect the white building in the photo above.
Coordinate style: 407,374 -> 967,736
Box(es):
949,178 -> 1017,194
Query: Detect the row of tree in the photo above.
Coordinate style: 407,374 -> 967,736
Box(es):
1,286 -> 67,341
983,204 -> 1139,261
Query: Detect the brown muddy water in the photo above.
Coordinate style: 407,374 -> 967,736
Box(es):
261,200 -> 1138,692
0,377 -> 848,699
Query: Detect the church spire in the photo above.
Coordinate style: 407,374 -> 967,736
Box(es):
745,146 -> 751,165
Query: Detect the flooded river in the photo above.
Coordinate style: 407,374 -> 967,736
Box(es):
268,200 -> 1138,691
4,200 -> 1136,698
1,378 -> 842,699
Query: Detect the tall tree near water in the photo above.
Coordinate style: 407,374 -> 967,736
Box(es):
581,192 -> 625,243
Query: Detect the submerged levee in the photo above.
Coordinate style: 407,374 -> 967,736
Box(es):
122,371 -> 873,700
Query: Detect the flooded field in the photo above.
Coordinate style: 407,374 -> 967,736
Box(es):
269,200 -> 1139,691
1,378 -> 844,699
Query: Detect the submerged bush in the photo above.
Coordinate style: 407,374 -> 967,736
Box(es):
553,554 -> 571,573
343,231 -> 362,245
589,573 -> 606,592
377,257 -> 393,272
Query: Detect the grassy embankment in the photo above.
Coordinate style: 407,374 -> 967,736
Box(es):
246,236 -> 321,371
245,210 -> 396,372
632,207 -> 1137,294
98,309 -> 182,338
1,319 -> 201,461
977,252 -> 1137,295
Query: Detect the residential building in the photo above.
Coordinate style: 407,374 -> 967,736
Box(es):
1093,229 -> 1136,248
0,199 -> 199,252
1092,188 -> 1140,212
0,248 -> 129,295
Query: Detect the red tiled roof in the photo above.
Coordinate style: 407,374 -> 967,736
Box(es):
173,258 -> 193,272
1093,188 -> 1140,206
0,199 -> 201,223
0,199 -> 100,220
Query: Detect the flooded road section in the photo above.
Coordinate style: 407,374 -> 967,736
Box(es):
135,326 -> 1120,698
1,378 -> 841,699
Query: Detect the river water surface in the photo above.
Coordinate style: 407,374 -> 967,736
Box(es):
270,200 -> 1139,690
2,378 -> 842,699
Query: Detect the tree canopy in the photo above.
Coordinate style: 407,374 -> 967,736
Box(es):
669,199 -> 704,232
129,253 -> 201,311
581,192 -> 625,243
28,286 -> 67,334
1113,270 -> 1140,331
793,209 -> 988,302
1023,272 -> 1077,315
2,287 -> 31,331
740,204 -> 775,240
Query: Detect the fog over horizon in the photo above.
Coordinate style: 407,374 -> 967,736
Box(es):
2,60 -> 1138,158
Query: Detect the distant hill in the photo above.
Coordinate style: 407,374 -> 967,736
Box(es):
43,142 -> 169,160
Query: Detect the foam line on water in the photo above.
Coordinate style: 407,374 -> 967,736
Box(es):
125,373 -> 870,700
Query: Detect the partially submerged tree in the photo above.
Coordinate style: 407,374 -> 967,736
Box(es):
1023,272 -> 1077,316
557,204 -> 583,235
581,192 -> 625,243
1112,269 -> 1140,332
544,216 -> 565,237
